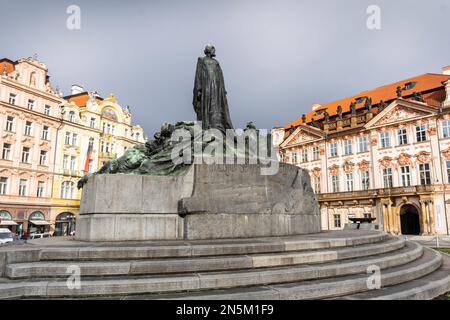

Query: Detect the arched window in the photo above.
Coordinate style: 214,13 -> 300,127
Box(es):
68,111 -> 76,123
29,211 -> 45,221
135,132 -> 140,141
0,210 -> 12,220
60,181 -> 75,199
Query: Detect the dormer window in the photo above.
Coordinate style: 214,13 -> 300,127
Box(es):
404,82 -> 417,90
355,97 -> 365,104
68,111 -> 76,122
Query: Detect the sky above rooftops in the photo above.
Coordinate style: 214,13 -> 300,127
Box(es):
1,0 -> 450,137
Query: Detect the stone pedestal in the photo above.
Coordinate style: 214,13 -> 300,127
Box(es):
77,163 -> 321,241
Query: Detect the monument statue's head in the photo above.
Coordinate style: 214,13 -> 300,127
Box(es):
204,44 -> 216,57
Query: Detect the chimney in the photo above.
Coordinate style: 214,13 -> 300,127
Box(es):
312,103 -> 322,111
71,84 -> 84,95
442,66 -> 450,75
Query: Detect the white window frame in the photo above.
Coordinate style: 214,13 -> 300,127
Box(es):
39,150 -> 47,166
9,93 -> 16,105
397,128 -> 408,146
36,181 -> 45,198
415,124 -> 427,142
380,131 -> 390,148
345,173 -> 354,192
329,143 -> 338,157
5,116 -> 14,131
358,136 -> 369,153
383,168 -> 393,188
418,163 -> 431,185
344,140 -> 352,155
22,147 -> 30,163
2,143 -> 11,160
400,166 -> 411,187
19,179 -> 27,197
361,171 -> 370,190
0,177 -> 7,195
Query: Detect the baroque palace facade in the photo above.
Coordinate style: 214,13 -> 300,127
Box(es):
273,67 -> 450,236
0,57 -> 145,237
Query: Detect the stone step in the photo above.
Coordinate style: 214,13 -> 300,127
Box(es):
0,241 -> 422,298
31,232 -> 388,261
338,251 -> 450,300
5,237 -> 405,279
104,247 -> 443,300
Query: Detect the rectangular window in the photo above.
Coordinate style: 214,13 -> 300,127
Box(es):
44,105 -> 51,116
345,173 -> 354,192
36,181 -> 45,198
24,121 -> 32,136
70,156 -> 76,171
102,123 -> 106,133
9,93 -> 16,105
331,175 -> 340,192
301,149 -> 308,163
292,152 -> 298,164
419,163 -> 431,185
0,177 -> 7,195
2,143 -> 11,160
443,120 -> 450,138
72,133 -> 78,146
344,140 -> 352,155
42,126 -> 49,140
363,213 -> 372,219
312,146 -> 320,161
333,214 -> 341,228
380,131 -> 391,148
313,176 -> 321,193
383,168 -> 393,188
63,155 -> 69,170
22,147 -> 30,163
416,124 -> 427,142
39,150 -> 47,166
400,166 -> 411,187
65,132 -> 71,145
5,116 -> 14,131
447,161 -> 450,183
397,128 -> 408,145
361,171 -> 370,190
19,179 -> 27,196
329,143 -> 338,157
90,118 -> 96,128
27,99 -> 35,110
358,136 -> 369,153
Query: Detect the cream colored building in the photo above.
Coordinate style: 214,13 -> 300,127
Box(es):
51,86 -> 145,236
275,68 -> 450,236
0,56 -> 146,237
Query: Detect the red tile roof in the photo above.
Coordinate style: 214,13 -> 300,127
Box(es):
285,73 -> 450,129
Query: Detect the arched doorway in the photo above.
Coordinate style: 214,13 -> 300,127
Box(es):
54,212 -> 76,236
400,204 -> 420,235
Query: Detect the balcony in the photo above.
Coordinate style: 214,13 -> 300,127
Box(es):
99,152 -> 117,159
317,185 -> 435,201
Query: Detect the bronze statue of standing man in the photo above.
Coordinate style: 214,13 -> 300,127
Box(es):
193,44 -> 234,135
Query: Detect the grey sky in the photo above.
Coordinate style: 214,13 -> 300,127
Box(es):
1,0 -> 450,135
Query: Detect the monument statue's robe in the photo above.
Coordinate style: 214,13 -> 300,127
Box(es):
193,56 -> 234,134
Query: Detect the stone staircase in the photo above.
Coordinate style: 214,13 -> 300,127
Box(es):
0,230 -> 449,300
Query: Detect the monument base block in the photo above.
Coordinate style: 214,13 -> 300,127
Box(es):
77,163 -> 321,241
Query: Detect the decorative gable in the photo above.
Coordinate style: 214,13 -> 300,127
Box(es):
365,100 -> 436,129
281,126 -> 323,148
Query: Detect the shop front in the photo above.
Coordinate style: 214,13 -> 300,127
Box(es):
54,212 -> 76,236
0,210 -> 18,234
27,211 -> 51,236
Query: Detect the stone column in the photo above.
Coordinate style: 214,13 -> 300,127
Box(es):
420,200 -> 428,235
388,201 -> 395,234
381,202 -> 389,232
429,200 -> 436,235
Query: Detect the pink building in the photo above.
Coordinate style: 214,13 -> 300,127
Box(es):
0,57 -> 62,236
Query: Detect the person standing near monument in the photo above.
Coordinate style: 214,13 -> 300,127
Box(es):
193,44 -> 234,135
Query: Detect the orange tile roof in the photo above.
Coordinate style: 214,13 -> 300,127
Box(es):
285,73 -> 450,129
67,92 -> 103,107
0,58 -> 16,74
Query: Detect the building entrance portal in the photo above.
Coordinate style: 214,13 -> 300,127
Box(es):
400,204 -> 420,235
